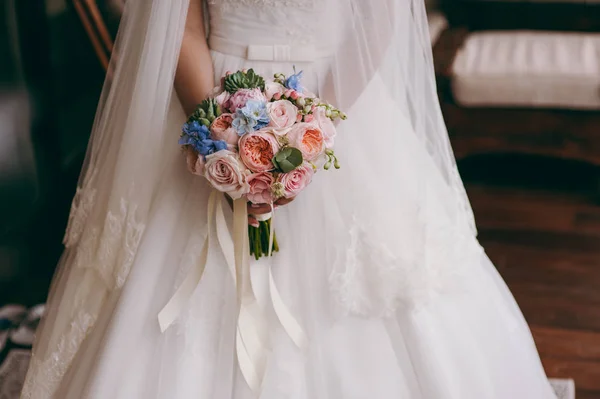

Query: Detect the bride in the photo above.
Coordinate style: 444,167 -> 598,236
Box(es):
22,0 -> 558,398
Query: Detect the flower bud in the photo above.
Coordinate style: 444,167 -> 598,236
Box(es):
304,114 -> 314,123
296,97 -> 306,107
303,105 -> 312,114
290,91 -> 300,100
273,92 -> 282,100
271,182 -> 285,198
325,108 -> 332,117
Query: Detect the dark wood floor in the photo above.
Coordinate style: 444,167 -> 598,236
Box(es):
468,183 -> 600,399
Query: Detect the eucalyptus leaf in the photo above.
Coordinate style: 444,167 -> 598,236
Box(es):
273,147 -> 303,173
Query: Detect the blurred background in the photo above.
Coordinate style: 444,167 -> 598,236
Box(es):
0,0 -> 599,398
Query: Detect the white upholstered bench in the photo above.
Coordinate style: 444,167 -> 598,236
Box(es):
452,30 -> 600,110
432,27 -> 600,166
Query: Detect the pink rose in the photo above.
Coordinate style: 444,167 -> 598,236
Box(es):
246,172 -> 275,204
264,82 -> 286,101
185,148 -> 205,176
214,90 -> 231,111
286,123 -> 325,161
239,130 -> 280,172
204,150 -> 250,199
312,107 -> 337,148
277,163 -> 314,198
210,113 -> 238,146
267,100 -> 298,130
228,88 -> 267,112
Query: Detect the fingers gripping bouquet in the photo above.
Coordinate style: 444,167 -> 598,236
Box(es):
179,69 -> 346,259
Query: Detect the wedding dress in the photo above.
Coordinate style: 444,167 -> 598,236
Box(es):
21,0 -> 558,398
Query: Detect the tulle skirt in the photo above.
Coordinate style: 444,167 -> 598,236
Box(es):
21,50 -> 557,399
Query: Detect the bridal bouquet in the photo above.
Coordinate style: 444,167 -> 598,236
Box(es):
179,69 -> 346,259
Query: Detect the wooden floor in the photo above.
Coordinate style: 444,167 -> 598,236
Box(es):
467,183 -> 600,399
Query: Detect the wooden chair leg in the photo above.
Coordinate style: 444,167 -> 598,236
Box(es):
72,0 -> 115,71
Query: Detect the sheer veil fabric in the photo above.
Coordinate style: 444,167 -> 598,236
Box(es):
21,0 -> 557,398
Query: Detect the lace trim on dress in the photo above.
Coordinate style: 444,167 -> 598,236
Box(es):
330,214 -> 483,318
63,171 -> 98,248
22,171 -> 147,398
66,173 -> 146,291
21,310 -> 97,399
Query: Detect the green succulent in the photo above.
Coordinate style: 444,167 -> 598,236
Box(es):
224,69 -> 266,94
189,98 -> 222,125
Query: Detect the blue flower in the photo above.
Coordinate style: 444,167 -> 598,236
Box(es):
242,100 -> 270,125
232,110 -> 258,135
233,100 -> 270,135
179,121 -> 227,157
181,121 -> 209,140
284,70 -> 303,92
213,140 -> 228,152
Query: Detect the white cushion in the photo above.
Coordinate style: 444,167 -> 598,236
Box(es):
451,31 -> 600,109
427,11 -> 448,46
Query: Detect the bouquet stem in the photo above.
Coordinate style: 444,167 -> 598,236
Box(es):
248,218 -> 279,260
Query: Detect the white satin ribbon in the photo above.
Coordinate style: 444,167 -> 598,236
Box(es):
157,191 -> 216,332
158,191 -> 308,394
266,206 -> 309,350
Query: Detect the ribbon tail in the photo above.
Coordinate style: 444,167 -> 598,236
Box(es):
215,196 -> 236,280
267,207 -> 308,350
269,268 -> 309,349
236,328 -> 263,393
158,190 -> 217,332
233,198 -> 270,393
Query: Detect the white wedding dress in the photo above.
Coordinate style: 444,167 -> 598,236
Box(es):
22,0 -> 558,398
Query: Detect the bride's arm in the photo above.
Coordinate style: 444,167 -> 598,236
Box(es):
175,0 -> 214,115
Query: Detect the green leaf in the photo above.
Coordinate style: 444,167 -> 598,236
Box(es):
273,147 -> 303,173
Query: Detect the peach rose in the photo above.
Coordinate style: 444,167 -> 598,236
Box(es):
185,148 -> 205,175
204,150 -> 250,199
210,114 -> 239,147
312,107 -> 337,148
246,172 -> 275,204
228,88 -> 267,112
287,123 -> 325,161
277,163 -> 314,198
267,100 -> 298,130
238,130 -> 280,172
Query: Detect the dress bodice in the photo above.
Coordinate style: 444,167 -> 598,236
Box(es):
206,0 -> 344,54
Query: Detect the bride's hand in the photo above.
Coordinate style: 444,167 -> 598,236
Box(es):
224,195 -> 294,225
247,197 -> 294,227
248,197 -> 294,215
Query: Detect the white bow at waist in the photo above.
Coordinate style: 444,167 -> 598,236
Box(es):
209,36 -> 332,62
